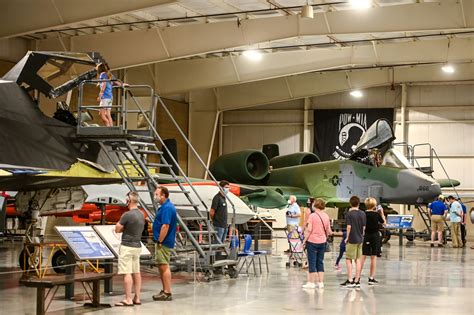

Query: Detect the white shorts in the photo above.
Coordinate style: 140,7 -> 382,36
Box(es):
99,98 -> 112,110
118,245 -> 141,274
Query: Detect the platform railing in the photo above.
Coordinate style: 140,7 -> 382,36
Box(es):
76,80 -> 156,138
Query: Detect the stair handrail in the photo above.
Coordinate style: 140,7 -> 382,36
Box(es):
431,148 -> 460,199
412,143 -> 434,173
125,89 -> 239,234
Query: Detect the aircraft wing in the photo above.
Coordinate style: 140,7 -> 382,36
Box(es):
0,162 -> 123,191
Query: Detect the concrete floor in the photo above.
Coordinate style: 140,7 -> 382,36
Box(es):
0,238 -> 473,315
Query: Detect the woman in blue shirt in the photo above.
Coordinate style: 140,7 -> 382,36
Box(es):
96,63 -> 113,127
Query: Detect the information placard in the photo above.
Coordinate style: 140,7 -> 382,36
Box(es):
386,215 -> 414,229
55,226 -> 115,260
93,225 -> 151,257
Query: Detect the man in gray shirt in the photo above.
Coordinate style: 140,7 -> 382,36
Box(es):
115,191 -> 145,306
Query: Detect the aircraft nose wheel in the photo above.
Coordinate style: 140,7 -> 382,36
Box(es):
18,247 -> 39,271
204,270 -> 214,281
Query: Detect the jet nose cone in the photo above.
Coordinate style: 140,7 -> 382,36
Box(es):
430,183 -> 442,196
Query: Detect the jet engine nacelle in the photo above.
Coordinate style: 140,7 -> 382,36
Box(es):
270,152 -> 320,169
210,150 -> 269,185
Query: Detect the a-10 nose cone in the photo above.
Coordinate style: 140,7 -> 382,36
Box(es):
416,182 -> 442,204
430,182 -> 442,196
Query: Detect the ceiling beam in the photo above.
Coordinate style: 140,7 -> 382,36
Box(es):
153,37 -> 474,94
36,1 -> 471,68
214,62 -> 474,111
0,0 -> 175,39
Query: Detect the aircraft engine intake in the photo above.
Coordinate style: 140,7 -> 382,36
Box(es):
210,150 -> 269,185
269,152 -> 320,169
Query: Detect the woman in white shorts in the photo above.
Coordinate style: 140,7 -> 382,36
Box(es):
96,63 -> 113,127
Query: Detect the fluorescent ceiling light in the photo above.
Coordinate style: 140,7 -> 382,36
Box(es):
243,50 -> 263,61
349,0 -> 372,9
350,90 -> 363,98
441,65 -> 455,73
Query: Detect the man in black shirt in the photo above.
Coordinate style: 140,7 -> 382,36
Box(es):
340,196 -> 366,288
361,197 -> 385,285
211,180 -> 230,243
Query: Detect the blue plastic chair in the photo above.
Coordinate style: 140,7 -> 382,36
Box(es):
237,234 -> 256,275
245,234 -> 269,274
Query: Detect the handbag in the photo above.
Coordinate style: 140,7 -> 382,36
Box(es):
315,212 -> 331,252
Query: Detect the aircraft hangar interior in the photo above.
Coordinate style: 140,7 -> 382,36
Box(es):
1,0 -> 474,314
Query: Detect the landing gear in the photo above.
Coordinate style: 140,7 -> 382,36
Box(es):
405,228 -> 416,242
204,270 -> 214,281
19,247 -> 39,271
381,229 -> 391,244
226,266 -> 238,279
52,250 -> 67,274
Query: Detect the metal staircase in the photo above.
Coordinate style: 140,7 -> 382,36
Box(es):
76,80 -> 237,277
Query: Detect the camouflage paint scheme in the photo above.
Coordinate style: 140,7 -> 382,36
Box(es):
261,159 -> 442,208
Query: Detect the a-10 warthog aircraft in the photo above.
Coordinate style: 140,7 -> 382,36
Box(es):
209,119 -> 458,209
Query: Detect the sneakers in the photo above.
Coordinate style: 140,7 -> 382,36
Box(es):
317,282 -> 324,289
302,282 -> 316,289
368,278 -> 379,285
352,280 -> 361,288
152,290 -> 172,301
340,280 -> 353,287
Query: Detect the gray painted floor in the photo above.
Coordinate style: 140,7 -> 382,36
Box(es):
1,238 -> 473,315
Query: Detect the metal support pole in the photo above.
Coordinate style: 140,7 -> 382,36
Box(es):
204,111 -> 221,179
104,259 -> 113,293
65,249 -> 75,299
398,229 -> 403,247
400,84 -> 408,215
303,98 -> 311,152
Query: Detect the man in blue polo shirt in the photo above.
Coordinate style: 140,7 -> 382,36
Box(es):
428,195 -> 447,247
152,186 -> 177,301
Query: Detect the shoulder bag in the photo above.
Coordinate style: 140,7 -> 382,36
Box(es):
315,212 -> 331,252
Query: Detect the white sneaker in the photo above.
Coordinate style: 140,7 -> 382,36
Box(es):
302,282 -> 316,289
318,282 -> 324,289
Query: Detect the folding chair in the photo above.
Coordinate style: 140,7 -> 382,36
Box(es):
237,234 -> 257,275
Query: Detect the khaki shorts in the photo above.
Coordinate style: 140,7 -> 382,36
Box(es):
346,243 -> 363,260
431,215 -> 445,232
155,244 -> 171,265
118,245 -> 141,274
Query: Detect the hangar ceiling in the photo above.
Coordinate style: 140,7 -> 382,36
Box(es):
2,0 -> 474,105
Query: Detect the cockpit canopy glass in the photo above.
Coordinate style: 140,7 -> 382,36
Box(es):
382,149 -> 413,169
353,119 -> 395,153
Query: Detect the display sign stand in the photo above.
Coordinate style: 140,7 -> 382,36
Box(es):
398,229 -> 404,246
104,259 -> 113,293
65,249 -> 75,299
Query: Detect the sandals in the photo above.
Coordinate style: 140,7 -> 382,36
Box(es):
115,300 -> 134,307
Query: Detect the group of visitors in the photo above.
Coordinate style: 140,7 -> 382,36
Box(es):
113,181 -> 231,306
428,194 -> 468,248
301,195 -> 386,289
114,186 -> 177,307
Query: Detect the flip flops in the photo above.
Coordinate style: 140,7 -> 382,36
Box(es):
133,301 -> 142,305
115,301 -> 134,307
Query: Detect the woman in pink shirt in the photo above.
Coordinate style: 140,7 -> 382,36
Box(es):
302,198 -> 332,289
